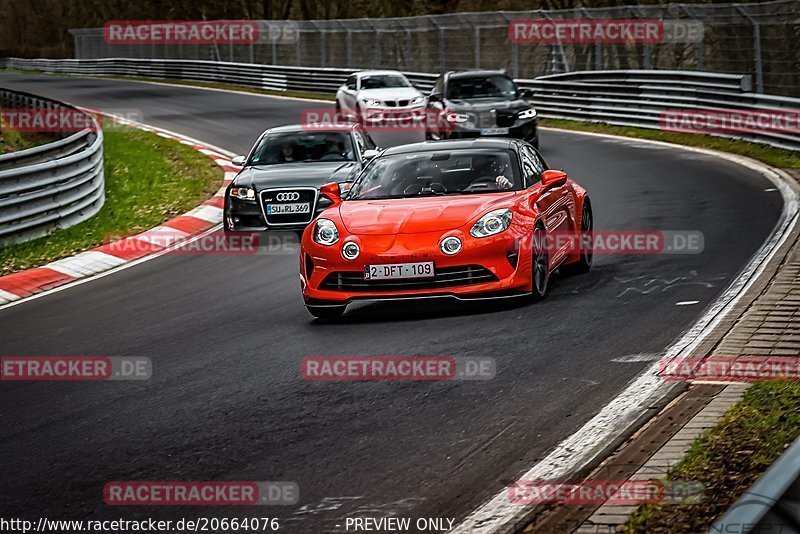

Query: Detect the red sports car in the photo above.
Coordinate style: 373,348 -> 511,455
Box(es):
299,138 -> 592,320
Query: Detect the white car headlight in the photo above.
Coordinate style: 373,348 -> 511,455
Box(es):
314,218 -> 339,246
470,209 -> 513,238
440,236 -> 462,255
518,108 -> 537,120
410,96 -> 425,105
230,186 -> 256,201
445,112 -> 469,123
342,241 -> 360,260
362,98 -> 382,107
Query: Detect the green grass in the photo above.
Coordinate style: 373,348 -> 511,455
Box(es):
625,382 -> 800,533
0,127 -> 53,154
540,118 -> 800,169
0,121 -> 222,275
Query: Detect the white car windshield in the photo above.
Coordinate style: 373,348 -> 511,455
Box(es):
360,75 -> 411,90
348,149 -> 521,200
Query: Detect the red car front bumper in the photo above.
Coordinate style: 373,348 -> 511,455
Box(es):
300,228 -> 533,305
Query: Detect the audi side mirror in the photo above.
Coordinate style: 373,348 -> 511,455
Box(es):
541,169 -> 567,188
363,149 -> 380,160
519,88 -> 533,99
428,94 -> 442,103
231,155 -> 246,166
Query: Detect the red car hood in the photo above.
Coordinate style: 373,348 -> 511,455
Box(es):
338,193 -> 517,235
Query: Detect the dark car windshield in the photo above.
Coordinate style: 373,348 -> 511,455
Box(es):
348,149 -> 521,200
360,75 -> 410,90
248,131 -> 355,165
446,75 -> 518,100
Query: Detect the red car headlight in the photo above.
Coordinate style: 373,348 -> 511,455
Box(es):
470,209 -> 513,238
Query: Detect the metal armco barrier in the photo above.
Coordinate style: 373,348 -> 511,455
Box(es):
521,70 -> 800,151
0,88 -> 104,246
4,57 -> 800,151
1,57 -> 438,94
712,435 -> 800,533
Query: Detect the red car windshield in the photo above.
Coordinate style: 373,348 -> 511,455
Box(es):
348,149 -> 521,200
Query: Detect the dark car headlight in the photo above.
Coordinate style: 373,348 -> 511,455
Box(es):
517,108 -> 538,120
230,186 -> 256,201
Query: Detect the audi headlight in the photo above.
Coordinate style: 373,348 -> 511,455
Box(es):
230,186 -> 256,201
445,112 -> 469,123
313,218 -> 339,246
410,96 -> 425,105
362,98 -> 382,107
440,236 -> 462,255
470,209 -> 513,238
518,108 -> 537,120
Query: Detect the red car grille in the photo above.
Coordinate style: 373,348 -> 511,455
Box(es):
320,265 -> 497,291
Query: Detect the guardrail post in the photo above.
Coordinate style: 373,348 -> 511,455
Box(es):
404,29 -> 412,72
738,6 -> 763,93
375,30 -> 382,66
439,28 -> 446,71
682,6 -> 704,71
346,30 -> 353,67
320,29 -> 326,67
474,26 -> 481,69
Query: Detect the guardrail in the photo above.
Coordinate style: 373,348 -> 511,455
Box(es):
0,57 -> 438,94
5,58 -> 800,152
520,70 -> 800,151
711,435 -> 800,533
0,88 -> 104,246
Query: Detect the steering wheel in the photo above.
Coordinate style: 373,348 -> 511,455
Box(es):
403,181 -> 447,196
463,176 -> 497,192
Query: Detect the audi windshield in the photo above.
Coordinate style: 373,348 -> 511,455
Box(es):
247,131 -> 355,165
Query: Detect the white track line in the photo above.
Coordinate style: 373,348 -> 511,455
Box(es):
451,129 -> 799,534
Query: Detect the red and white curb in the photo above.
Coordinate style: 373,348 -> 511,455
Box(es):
0,112 -> 240,306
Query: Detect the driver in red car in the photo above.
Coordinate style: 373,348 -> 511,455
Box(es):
473,154 -> 513,189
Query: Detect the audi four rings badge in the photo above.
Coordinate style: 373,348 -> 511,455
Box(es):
276,192 -> 301,201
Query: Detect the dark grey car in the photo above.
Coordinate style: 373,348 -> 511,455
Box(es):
424,70 -> 538,148
224,123 -> 380,231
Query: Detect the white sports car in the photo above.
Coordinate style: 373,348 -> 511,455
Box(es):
335,70 -> 426,124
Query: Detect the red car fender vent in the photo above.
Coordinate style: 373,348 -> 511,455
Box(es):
506,240 -> 520,269
305,253 -> 315,277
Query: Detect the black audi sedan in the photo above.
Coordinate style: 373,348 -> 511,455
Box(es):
224,123 -> 380,232
424,70 -> 539,148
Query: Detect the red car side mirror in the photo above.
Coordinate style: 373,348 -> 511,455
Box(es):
541,169 -> 567,188
320,182 -> 342,205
